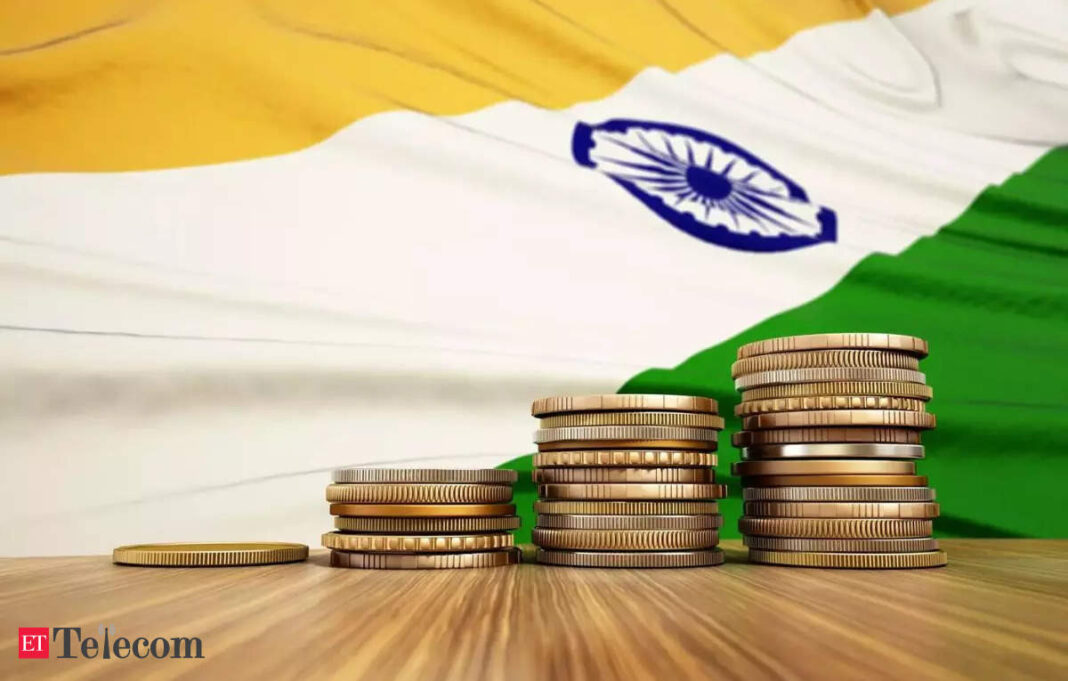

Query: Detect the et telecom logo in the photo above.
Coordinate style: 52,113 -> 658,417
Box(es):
18,625 -> 204,660
17,628 -> 49,659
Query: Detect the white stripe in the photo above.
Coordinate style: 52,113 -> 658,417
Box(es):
1,0 -> 1065,554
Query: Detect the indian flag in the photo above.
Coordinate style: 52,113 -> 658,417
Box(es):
1,0 -> 1065,555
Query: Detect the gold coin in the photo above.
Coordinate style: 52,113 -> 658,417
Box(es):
334,515 -> 521,533
538,483 -> 727,500
540,411 -> 725,430
737,333 -> 929,359
329,549 -> 519,570
329,503 -> 516,517
742,486 -> 935,502
742,443 -> 924,460
533,450 -> 717,467
330,468 -> 517,484
538,439 -> 717,452
733,428 -> 922,447
738,517 -> 933,538
732,350 -> 920,378
736,367 -> 926,391
534,425 -> 720,444
535,514 -> 723,530
744,536 -> 940,553
532,528 -> 719,551
732,460 -> 916,476
112,542 -> 308,567
744,501 -> 940,519
325,483 -> 512,504
747,549 -> 947,569
321,532 -> 514,552
735,395 -> 927,416
535,500 -> 720,515
533,467 -> 714,484
532,394 -> 718,417
742,474 -> 927,487
536,548 -> 724,568
742,381 -> 933,402
742,409 -> 936,431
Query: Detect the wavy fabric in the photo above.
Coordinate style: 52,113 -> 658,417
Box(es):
0,0 -> 925,173
1,0 -> 1066,554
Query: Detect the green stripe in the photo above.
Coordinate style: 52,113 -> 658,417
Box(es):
502,148 -> 1068,542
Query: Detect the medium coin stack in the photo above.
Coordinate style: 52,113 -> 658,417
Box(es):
325,469 -> 521,569
732,333 -> 947,568
530,394 -> 727,568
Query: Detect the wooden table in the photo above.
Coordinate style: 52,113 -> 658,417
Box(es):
2,540 -> 1066,680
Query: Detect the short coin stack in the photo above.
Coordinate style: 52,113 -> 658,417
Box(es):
325,469 -> 521,569
530,394 -> 727,568
732,333 -> 946,569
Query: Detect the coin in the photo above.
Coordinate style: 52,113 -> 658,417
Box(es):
329,503 -> 516,517
534,425 -> 720,444
540,411 -> 725,429
532,394 -> 718,417
738,517 -> 933,538
737,333 -> 928,359
742,474 -> 927,487
334,516 -> 522,533
741,444 -> 925,460
533,450 -> 717,467
736,367 -> 926,391
732,460 -> 916,476
733,428 -> 923,447
732,350 -> 920,378
533,467 -> 714,484
747,549 -> 947,568
535,500 -> 720,515
321,532 -> 514,552
112,542 -> 308,567
743,536 -> 940,553
538,439 -> 717,452
735,395 -> 927,416
535,514 -> 723,530
742,486 -> 935,502
331,468 -> 517,484
743,501 -> 940,519
532,528 -> 719,551
741,409 -> 936,430
329,549 -> 519,570
325,483 -> 513,504
536,548 -> 724,568
742,381 -> 932,402
538,483 -> 727,500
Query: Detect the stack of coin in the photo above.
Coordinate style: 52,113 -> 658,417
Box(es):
530,394 -> 727,568
324,469 -> 521,569
732,333 -> 946,568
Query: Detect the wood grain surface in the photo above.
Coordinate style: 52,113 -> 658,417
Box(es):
2,540 -> 1066,681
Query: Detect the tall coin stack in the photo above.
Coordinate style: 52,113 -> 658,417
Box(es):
530,394 -> 727,568
731,333 -> 947,569
324,469 -> 521,569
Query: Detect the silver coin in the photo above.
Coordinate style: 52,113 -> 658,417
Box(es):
331,468 -> 517,484
735,367 -> 926,391
742,443 -> 925,460
535,513 -> 722,530
534,425 -> 719,444
742,487 -> 935,502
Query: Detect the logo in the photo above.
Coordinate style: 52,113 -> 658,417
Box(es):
572,119 -> 837,252
16,625 -> 203,660
18,628 -> 49,659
